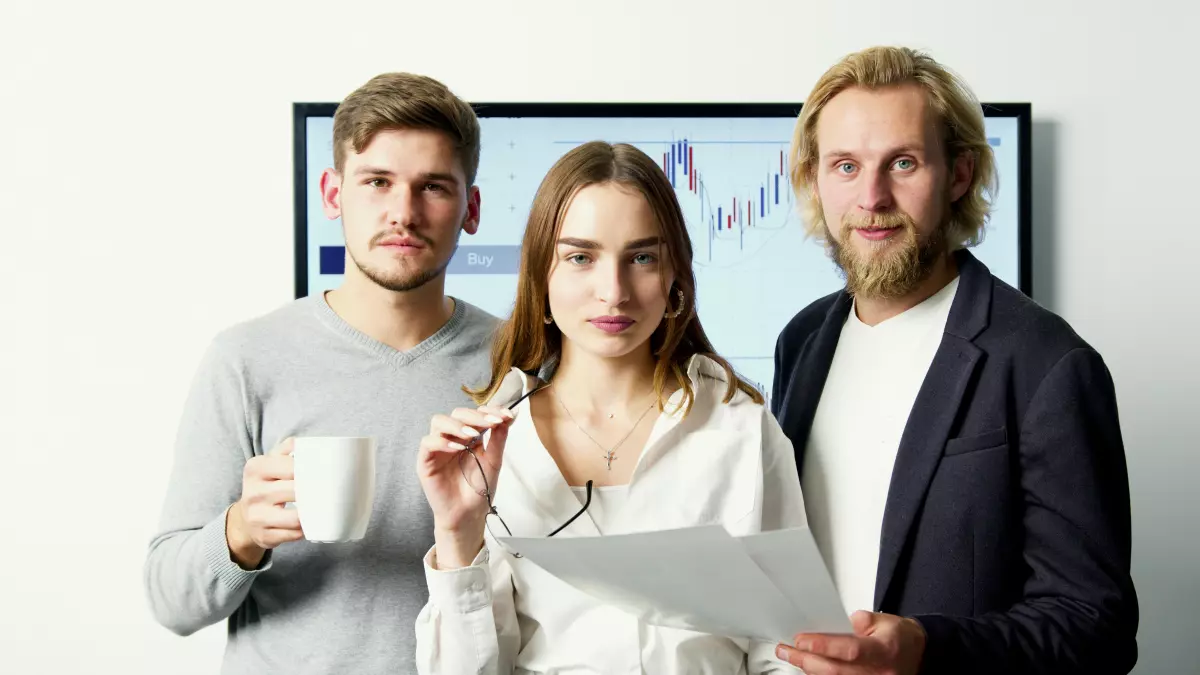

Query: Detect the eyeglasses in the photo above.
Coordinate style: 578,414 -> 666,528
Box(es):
457,383 -> 593,558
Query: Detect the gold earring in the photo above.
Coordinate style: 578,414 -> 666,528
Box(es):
664,289 -> 685,319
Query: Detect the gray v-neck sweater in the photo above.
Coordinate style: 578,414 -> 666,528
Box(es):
144,294 -> 498,674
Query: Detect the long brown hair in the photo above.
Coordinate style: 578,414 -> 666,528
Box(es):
468,141 -> 763,416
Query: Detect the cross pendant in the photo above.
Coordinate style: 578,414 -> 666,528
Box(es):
603,450 -> 617,470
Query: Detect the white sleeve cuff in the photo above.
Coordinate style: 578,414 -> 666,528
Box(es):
423,544 -> 492,614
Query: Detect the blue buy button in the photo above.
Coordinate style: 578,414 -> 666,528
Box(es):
317,244 -> 521,275
447,245 -> 521,274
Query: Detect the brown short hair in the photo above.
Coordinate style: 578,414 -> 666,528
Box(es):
789,46 -> 997,249
468,141 -> 763,416
332,72 -> 481,185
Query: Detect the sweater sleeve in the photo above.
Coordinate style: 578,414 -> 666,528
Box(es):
142,336 -> 267,636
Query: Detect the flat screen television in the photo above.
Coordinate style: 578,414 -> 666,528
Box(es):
293,102 -> 1031,396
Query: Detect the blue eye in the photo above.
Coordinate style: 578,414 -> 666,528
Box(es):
632,253 -> 657,265
567,254 -> 590,265
894,159 -> 915,170
837,162 -> 855,174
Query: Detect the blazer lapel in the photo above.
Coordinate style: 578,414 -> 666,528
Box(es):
872,336 -> 981,610
780,293 -> 852,472
872,249 -> 993,610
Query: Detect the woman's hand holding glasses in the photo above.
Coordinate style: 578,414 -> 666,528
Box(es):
417,404 -> 516,569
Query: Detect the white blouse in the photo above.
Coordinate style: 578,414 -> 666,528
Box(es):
414,355 -> 808,674
568,485 -> 627,534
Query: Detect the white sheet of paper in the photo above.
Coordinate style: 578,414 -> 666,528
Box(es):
499,525 -> 851,644
738,528 -> 852,634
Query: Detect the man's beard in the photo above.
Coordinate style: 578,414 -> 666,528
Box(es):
825,210 -> 947,300
348,228 -> 460,293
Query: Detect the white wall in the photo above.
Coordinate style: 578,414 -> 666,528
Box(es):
1,1 -> 1195,672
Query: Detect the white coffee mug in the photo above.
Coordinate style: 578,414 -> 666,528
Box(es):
293,436 -> 377,542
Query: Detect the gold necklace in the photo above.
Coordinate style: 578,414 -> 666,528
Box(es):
552,385 -> 657,470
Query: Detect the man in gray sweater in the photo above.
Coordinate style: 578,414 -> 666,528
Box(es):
144,72 -> 499,674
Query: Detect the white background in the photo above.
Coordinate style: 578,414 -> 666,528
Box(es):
1,1 -> 1195,673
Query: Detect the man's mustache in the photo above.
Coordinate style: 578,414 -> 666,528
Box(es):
369,230 -> 435,247
841,210 -> 916,230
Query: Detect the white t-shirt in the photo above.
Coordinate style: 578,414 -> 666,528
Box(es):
801,276 -> 960,615
570,485 -> 629,535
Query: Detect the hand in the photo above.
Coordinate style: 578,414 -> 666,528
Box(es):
226,437 -> 304,569
416,404 -> 515,568
776,610 -> 926,675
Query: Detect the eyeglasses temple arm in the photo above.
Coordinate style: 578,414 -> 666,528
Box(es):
548,479 -> 592,537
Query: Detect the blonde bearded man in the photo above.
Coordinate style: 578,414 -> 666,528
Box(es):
771,46 -> 1138,675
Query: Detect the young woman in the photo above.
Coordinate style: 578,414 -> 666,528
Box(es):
414,141 -> 806,673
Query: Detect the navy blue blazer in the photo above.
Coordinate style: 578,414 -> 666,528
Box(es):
771,249 -> 1138,674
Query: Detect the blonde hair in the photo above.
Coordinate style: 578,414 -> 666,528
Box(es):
333,72 -> 480,185
789,46 -> 997,248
